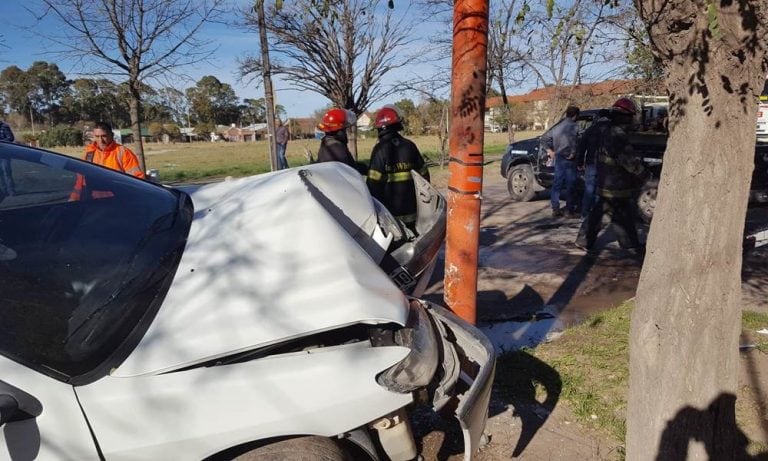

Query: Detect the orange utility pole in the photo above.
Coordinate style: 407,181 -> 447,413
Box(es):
444,0 -> 489,325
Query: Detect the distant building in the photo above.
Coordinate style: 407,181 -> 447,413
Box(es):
114,127 -> 151,144
286,117 -> 318,139
485,79 -> 659,131
219,123 -> 267,142
180,127 -> 198,142
356,112 -> 374,131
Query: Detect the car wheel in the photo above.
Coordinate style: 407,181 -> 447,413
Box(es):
637,179 -> 658,223
233,437 -> 352,461
507,164 -> 536,202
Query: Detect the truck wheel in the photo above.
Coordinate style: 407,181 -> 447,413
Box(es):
637,179 -> 658,223
507,164 -> 536,202
233,437 -> 352,461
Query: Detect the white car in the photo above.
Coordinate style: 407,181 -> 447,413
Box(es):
0,143 -> 495,460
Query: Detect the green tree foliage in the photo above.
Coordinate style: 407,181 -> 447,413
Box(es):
148,122 -> 181,141
26,61 -> 69,127
60,78 -> 131,127
38,125 -> 83,148
492,101 -> 534,130
0,66 -> 34,121
195,122 -> 215,139
148,122 -> 166,141
239,98 -> 267,124
186,76 -> 240,125
157,87 -> 190,127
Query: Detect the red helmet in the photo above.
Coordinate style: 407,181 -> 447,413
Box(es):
612,97 -> 638,115
317,108 -> 356,132
374,105 -> 402,129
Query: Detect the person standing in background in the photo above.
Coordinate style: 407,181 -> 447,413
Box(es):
275,119 -> 290,170
542,106 -> 580,218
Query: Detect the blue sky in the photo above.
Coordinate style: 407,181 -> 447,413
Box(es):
0,1 -> 450,118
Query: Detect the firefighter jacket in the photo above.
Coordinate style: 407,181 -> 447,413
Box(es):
367,129 -> 430,223
596,125 -> 648,198
316,131 -> 357,170
70,141 -> 144,201
577,116 -> 611,168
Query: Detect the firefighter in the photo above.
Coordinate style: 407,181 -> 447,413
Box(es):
575,97 -> 647,256
316,108 -> 358,170
367,105 -> 430,229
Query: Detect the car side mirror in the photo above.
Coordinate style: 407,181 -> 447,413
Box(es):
0,394 -> 19,426
0,381 -> 42,426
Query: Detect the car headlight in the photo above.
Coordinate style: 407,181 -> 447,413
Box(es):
372,300 -> 439,393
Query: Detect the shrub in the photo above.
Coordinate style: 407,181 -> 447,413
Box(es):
38,125 -> 84,148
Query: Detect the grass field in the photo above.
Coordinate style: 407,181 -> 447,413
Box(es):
53,130 -> 542,183
496,302 -> 768,455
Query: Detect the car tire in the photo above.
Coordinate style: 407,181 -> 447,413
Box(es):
637,179 -> 658,223
232,437 -> 352,461
507,164 -> 536,202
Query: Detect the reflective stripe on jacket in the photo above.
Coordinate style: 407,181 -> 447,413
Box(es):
367,130 -> 429,223
70,142 -> 144,200
83,142 -> 145,178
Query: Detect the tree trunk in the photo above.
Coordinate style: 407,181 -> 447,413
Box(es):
128,96 -> 146,173
256,0 -> 277,171
627,2 -> 768,459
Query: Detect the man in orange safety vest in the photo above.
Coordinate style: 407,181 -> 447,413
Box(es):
70,122 -> 145,201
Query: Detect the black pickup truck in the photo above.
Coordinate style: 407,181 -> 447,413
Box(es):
499,109 -> 768,222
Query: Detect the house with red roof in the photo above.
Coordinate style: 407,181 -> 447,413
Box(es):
485,79 -> 663,131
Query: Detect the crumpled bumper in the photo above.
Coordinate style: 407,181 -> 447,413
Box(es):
421,301 -> 496,460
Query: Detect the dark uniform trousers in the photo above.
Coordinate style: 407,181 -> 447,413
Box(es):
576,196 -> 641,250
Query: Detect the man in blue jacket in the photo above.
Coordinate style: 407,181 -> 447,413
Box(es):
543,106 -> 580,218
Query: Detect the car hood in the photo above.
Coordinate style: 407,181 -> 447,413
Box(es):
114,163 -> 409,377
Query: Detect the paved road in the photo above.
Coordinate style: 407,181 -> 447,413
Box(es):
417,167 -> 768,459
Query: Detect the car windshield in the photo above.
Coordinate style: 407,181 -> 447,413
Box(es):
0,144 -> 192,384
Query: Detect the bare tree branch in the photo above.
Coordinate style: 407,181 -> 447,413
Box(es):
239,0 -> 419,116
30,0 -> 225,166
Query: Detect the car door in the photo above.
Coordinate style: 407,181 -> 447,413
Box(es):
536,123 -> 558,186
0,151 -> 99,459
0,144 -> 193,460
0,358 -> 98,460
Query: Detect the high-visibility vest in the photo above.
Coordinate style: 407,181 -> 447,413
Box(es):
70,143 -> 145,200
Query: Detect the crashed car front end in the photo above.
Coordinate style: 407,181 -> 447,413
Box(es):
0,145 -> 494,461
371,300 -> 496,460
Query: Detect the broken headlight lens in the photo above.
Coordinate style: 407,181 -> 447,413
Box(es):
374,301 -> 439,393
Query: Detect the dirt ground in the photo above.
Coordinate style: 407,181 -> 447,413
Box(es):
416,164 -> 768,460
